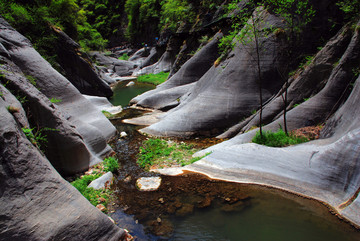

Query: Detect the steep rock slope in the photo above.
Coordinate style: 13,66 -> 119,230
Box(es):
135,10 -> 288,137
0,99 -> 126,240
0,17 -> 116,172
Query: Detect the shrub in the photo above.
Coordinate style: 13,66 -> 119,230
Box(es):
118,53 -> 130,60
103,156 -> 120,173
252,129 -> 309,147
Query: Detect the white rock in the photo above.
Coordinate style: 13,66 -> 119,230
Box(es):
126,81 -> 135,87
120,131 -> 128,138
88,172 -> 113,190
136,177 -> 162,191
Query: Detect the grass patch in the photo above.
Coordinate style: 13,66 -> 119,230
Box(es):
252,129 -> 309,147
137,138 -> 207,170
70,157 -> 120,212
136,72 -> 169,85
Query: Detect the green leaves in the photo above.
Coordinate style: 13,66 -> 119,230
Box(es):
103,156 -> 120,173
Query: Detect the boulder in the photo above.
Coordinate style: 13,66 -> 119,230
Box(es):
88,172 -> 114,190
0,98 -> 126,240
83,94 -> 122,116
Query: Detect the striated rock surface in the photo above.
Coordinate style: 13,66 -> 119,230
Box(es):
54,29 -> 113,98
0,98 -> 126,240
138,11 -> 288,137
0,17 -> 116,169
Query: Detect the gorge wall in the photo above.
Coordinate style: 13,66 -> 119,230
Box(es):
0,17 -> 127,240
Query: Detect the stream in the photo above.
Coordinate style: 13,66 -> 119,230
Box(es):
107,80 -> 360,240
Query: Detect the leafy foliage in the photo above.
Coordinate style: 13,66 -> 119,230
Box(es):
252,128 -> 309,147
336,0 -> 360,20
71,173 -> 112,208
136,72 -> 169,85
70,156 -> 120,210
50,97 -> 62,103
22,127 -> 48,150
103,156 -> 120,172
118,53 -> 130,60
0,0 -> 107,59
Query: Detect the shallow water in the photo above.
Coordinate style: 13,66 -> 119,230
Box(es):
109,80 -> 155,107
109,83 -> 360,241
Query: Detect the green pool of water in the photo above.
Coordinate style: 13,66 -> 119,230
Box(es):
109,80 -> 155,107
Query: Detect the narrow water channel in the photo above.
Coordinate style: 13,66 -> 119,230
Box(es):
108,80 -> 360,240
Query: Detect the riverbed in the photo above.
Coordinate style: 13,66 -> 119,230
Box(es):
108,80 -> 360,240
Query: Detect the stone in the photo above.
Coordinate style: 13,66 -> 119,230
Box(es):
136,177 -> 162,191
120,131 -> 128,138
88,172 -> 114,190
126,81 -> 135,87
96,204 -> 107,212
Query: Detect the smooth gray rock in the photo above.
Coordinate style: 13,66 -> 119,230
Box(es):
84,94 -> 122,115
54,29 -> 113,97
88,172 -> 114,190
0,61 -> 94,175
130,32 -> 223,106
140,11 -> 288,137
0,98 -> 126,241
0,17 -> 116,167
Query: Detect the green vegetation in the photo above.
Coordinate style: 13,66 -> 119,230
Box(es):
71,156 -> 120,211
50,97 -> 62,103
71,173 -> 112,209
101,110 -> 114,118
22,127 -> 48,150
252,128 -> 309,147
299,55 -> 314,70
137,72 -> 169,85
103,156 -> 120,172
336,0 -> 360,21
118,53 -> 130,60
0,0 -> 107,63
137,138 -> 206,170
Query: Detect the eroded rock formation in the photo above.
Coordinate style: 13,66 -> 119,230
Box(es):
0,17 -> 126,240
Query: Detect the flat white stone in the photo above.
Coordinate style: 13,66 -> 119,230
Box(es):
136,177 -> 162,191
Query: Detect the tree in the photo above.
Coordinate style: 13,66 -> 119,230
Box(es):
264,0 -> 315,135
